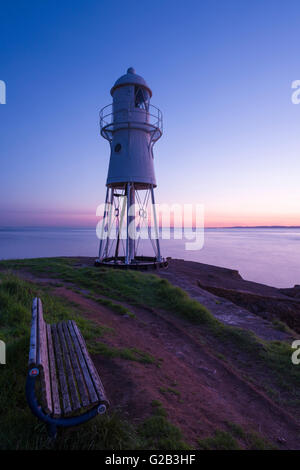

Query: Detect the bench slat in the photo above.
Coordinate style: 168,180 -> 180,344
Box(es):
37,299 -> 52,414
67,320 -> 99,404
29,298 -> 109,421
28,297 -> 38,366
70,320 -> 109,406
51,324 -> 72,415
46,324 -> 61,418
62,322 -> 90,408
57,322 -> 81,412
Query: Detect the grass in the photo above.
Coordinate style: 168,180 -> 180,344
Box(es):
87,294 -> 135,318
137,401 -> 191,450
225,421 -> 246,439
0,271 -> 158,367
89,341 -> 158,365
1,257 -> 300,448
197,430 -> 241,450
0,286 -> 138,450
197,424 -> 276,450
0,272 -> 172,449
206,320 -> 300,404
2,257 -> 300,403
225,421 -> 277,450
0,257 -> 211,324
0,272 -> 108,344
159,386 -> 181,397
272,318 -> 292,334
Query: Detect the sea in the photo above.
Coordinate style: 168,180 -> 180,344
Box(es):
0,227 -> 299,288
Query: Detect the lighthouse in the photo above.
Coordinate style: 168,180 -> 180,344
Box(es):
95,68 -> 167,268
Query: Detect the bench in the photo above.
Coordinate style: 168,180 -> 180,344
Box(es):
26,297 -> 109,438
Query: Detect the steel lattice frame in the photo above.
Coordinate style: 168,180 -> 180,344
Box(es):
97,184 -> 163,267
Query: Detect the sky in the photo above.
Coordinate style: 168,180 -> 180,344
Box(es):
0,0 -> 300,228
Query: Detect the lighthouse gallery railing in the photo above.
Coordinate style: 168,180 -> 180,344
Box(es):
99,102 -> 163,143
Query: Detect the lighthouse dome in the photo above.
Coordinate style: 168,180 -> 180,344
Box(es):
110,67 -> 152,97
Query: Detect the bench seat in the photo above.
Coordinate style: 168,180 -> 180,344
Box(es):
26,298 -> 109,435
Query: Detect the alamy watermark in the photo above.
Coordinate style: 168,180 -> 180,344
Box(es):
291,340 -> 300,365
291,80 -> 300,104
96,203 -> 204,251
0,340 -> 6,364
0,80 -> 6,104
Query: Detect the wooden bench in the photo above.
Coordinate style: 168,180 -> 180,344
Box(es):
26,297 -> 109,437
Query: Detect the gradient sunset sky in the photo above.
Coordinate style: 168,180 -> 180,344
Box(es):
1,0 -> 300,228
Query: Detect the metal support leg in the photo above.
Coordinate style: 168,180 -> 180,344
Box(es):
126,183 -> 130,264
104,187 -> 114,259
114,190 -> 126,261
98,187 -> 109,261
150,185 -> 162,262
128,184 -> 135,263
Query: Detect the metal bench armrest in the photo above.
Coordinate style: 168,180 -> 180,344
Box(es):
26,369 -> 106,438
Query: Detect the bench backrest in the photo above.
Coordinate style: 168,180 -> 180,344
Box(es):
28,297 -> 52,414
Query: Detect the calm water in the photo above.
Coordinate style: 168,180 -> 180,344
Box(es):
0,227 -> 299,288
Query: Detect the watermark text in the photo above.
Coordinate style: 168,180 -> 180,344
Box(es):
0,340 -> 6,364
0,80 -> 6,104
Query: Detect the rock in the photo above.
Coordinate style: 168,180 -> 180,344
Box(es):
175,351 -> 185,358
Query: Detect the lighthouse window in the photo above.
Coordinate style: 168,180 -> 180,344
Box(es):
134,86 -> 149,111
114,143 -> 122,153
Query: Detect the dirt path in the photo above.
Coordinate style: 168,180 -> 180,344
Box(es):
12,264 -> 299,449
46,284 -> 299,449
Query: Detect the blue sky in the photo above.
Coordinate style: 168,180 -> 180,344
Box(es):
1,0 -> 300,227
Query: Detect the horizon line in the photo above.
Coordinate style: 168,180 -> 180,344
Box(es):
1,225 -> 300,230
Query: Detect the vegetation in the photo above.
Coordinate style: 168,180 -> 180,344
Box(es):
2,256 -> 298,402
138,401 -> 190,450
0,257 -> 211,323
197,423 -> 276,450
272,318 -> 293,334
0,270 -> 184,450
197,430 -> 241,450
159,386 -> 181,397
0,256 -> 299,449
225,421 -> 277,450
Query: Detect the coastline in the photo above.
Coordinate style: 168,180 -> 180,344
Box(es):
1,255 -> 300,449
159,258 -> 300,337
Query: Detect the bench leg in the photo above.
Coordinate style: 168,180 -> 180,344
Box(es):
47,423 -> 57,439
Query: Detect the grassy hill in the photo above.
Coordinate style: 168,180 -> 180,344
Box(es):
0,257 -> 299,450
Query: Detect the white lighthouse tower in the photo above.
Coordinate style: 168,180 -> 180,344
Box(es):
95,67 -> 167,268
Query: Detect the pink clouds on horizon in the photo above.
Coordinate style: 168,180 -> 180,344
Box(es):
1,208 -> 299,228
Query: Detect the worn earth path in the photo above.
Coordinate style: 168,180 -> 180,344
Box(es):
17,264 -> 300,449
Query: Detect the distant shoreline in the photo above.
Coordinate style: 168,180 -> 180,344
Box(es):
210,225 -> 300,229
0,225 -> 300,230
